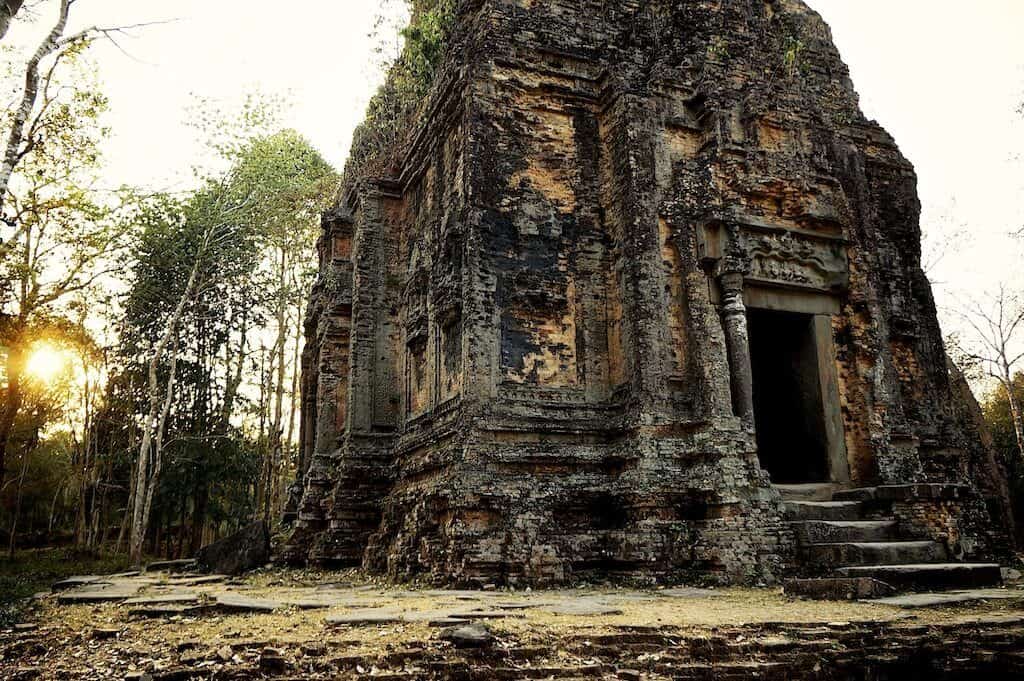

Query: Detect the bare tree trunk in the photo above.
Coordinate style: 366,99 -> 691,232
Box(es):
94,477 -> 110,549
0,341 -> 25,487
255,344 -> 268,517
0,0 -> 25,42
286,306 -> 301,464
47,479 -> 63,536
116,458 -> 136,554
1003,366 -> 1024,461
131,331 -> 181,565
221,312 -> 248,426
268,249 -> 288,518
129,254 -> 201,567
0,0 -> 70,219
189,484 -> 208,555
8,440 -> 32,557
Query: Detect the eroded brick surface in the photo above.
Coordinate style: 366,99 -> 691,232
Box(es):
283,0 -> 1015,585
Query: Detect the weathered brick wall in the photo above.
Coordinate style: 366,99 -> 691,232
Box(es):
282,0 -> 1015,582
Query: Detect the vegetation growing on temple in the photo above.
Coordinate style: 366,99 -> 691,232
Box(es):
345,0 -> 457,182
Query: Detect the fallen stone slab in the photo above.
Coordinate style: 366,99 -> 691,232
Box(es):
400,609 -> 471,624
492,601 -> 552,610
214,593 -> 282,613
383,590 -> 429,600
145,559 -> 197,573
287,599 -> 332,610
287,596 -> 382,610
195,521 -> 270,575
868,589 -> 1024,609
51,576 -> 110,592
129,604 -> 211,618
57,584 -> 141,604
447,610 -> 522,620
325,609 -> 404,626
428,616 -> 474,627
313,581 -> 354,591
165,575 -> 227,586
785,578 -> 897,601
123,593 -> 200,606
949,613 -> 1024,627
313,581 -> 378,593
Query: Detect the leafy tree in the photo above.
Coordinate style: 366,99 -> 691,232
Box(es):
2,337 -> 77,556
0,45 -> 133,486
982,373 -> 1024,542
228,130 -> 336,520
1,0 -> 153,221
117,120 -> 336,563
122,189 -> 257,565
951,286 -> 1024,465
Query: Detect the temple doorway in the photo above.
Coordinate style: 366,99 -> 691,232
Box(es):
747,308 -> 831,484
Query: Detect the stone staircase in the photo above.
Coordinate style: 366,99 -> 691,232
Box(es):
778,484 -> 1003,597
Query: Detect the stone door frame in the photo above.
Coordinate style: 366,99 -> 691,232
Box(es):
744,286 -> 851,486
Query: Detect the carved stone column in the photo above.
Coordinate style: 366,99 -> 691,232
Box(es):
719,270 -> 754,424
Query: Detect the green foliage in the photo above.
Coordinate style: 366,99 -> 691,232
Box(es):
110,119 -> 337,552
187,91 -> 289,171
346,0 -> 457,181
783,34 -> 806,78
708,36 -> 730,61
982,374 -> 1024,541
0,548 -> 130,625
0,51 -> 128,328
400,0 -> 457,95
122,128 -> 335,352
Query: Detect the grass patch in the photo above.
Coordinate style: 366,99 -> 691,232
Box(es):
0,547 -> 131,626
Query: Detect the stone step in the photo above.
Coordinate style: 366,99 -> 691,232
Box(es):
835,563 -> 1003,591
791,520 -> 899,544
773,483 -> 840,502
802,541 -> 948,568
782,501 -> 863,522
870,589 -> 1024,609
832,484 -> 967,503
784,577 -> 897,601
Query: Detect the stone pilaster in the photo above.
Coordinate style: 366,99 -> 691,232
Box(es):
719,270 -> 754,425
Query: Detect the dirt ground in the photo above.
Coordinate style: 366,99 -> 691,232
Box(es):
3,566 -> 1024,680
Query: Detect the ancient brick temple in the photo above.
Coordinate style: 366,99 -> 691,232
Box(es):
283,0 -> 1015,586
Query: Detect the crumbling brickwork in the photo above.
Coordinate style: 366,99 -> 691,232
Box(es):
283,0 -> 1015,585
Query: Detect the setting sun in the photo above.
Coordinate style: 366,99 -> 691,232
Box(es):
24,343 -> 72,384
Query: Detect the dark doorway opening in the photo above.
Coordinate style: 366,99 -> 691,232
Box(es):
748,308 -> 829,483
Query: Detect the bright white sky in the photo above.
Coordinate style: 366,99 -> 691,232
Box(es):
6,0 -> 1024,370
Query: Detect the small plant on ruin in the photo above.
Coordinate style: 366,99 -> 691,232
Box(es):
783,35 -> 806,77
708,35 -> 730,61
346,0 -> 458,183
